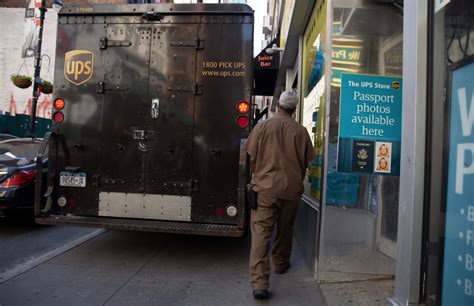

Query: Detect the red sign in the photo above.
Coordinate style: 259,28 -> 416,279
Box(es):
255,53 -> 279,70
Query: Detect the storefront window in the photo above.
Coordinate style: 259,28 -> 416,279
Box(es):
302,0 -> 327,205
429,0 -> 474,304
318,0 -> 403,281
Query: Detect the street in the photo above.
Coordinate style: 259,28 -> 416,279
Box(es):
0,216 -> 99,280
0,221 -> 324,306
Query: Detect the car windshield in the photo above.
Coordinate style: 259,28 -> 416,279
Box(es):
0,140 -> 43,162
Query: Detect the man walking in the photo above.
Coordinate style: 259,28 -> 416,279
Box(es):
244,90 -> 315,300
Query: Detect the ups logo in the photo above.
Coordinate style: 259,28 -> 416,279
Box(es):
64,50 -> 94,85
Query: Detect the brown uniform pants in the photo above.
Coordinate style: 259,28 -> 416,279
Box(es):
249,193 -> 299,290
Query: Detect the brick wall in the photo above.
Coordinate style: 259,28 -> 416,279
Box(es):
0,8 -> 56,118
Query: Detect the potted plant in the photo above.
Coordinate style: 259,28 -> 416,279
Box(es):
10,74 -> 32,89
41,80 -> 53,94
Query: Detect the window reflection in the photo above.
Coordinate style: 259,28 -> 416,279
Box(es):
319,2 -> 403,281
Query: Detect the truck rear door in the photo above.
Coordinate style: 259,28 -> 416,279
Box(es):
99,24 -> 151,195
98,23 -> 198,221
145,25 -> 198,197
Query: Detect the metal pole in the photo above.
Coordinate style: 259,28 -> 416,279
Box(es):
28,0 -> 47,137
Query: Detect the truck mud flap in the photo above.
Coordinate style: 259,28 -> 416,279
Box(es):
36,215 -> 244,237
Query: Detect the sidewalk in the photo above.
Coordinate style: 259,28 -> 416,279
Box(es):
0,230 -> 325,306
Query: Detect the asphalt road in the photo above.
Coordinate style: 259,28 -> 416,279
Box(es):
0,216 -> 99,278
0,229 -> 325,306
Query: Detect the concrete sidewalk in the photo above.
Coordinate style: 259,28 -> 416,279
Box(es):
0,230 -> 325,306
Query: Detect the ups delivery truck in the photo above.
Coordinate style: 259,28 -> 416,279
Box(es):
35,4 -> 254,237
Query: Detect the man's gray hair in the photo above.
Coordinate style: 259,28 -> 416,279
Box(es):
278,90 -> 299,112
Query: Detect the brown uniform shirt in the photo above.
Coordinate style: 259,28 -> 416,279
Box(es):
244,112 -> 316,200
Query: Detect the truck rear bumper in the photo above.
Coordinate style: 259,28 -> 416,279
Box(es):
36,215 -> 244,237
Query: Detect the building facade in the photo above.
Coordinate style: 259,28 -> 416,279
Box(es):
266,0 -> 474,304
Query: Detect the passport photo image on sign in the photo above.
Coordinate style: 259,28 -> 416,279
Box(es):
374,142 -> 392,173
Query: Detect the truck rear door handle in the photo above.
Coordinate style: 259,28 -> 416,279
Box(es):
151,98 -> 159,119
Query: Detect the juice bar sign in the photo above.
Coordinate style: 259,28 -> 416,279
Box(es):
442,58 -> 474,306
256,53 -> 279,70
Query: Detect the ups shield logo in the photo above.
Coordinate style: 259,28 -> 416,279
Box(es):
64,50 -> 94,85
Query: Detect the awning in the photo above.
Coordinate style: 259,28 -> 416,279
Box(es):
253,39 -> 280,96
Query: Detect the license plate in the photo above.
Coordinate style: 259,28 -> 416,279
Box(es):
60,172 -> 86,187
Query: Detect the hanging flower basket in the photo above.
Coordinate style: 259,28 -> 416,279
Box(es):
41,80 -> 53,94
11,74 -> 32,89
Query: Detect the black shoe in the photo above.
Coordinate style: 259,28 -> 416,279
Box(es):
253,289 -> 268,300
275,262 -> 291,274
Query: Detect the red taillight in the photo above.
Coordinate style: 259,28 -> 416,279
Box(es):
215,207 -> 224,216
54,98 -> 65,110
237,101 -> 250,113
237,116 -> 250,128
0,170 -> 36,188
67,198 -> 77,207
53,111 -> 64,124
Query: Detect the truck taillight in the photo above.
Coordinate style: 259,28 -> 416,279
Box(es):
236,101 -> 250,128
215,207 -> 224,216
237,116 -> 249,128
54,98 -> 65,110
53,112 -> 64,124
237,101 -> 250,113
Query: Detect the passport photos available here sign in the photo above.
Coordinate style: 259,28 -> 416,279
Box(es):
337,73 -> 402,176
339,73 -> 402,140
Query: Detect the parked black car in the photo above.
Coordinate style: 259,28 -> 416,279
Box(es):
0,138 -> 46,218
